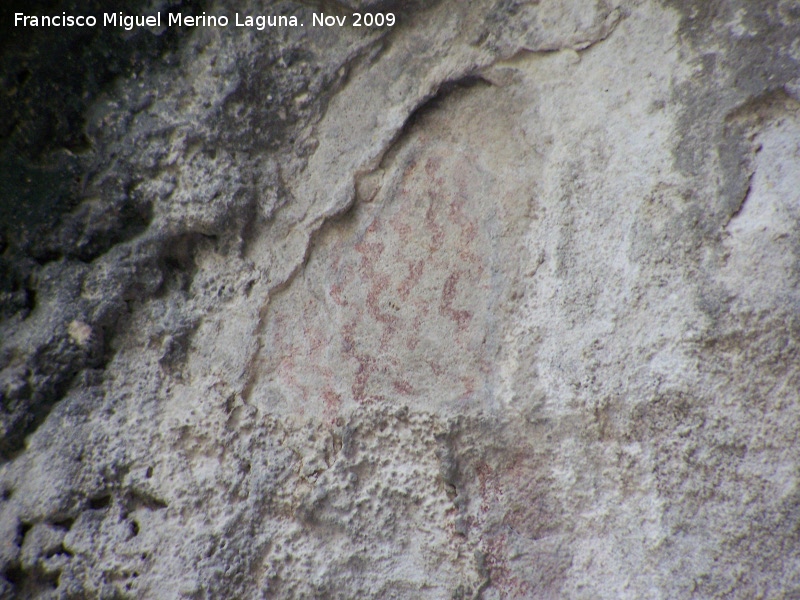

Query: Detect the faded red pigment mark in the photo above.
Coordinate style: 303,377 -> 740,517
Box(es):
483,533 -> 533,598
352,354 -> 377,404
459,375 -> 476,401
355,226 -> 399,329
476,461 -> 496,515
343,320 -> 379,404
424,156 -> 441,178
398,259 -> 424,301
453,169 -> 488,253
260,142 -> 502,413
379,325 -> 397,352
425,196 -> 446,251
458,247 -> 482,267
472,464 -> 520,596
355,239 -> 384,271
392,379 -> 415,395
391,218 -> 412,242
405,312 -> 425,351
322,387 -> 342,423
277,354 -> 310,401
427,359 -> 444,377
419,163 -> 447,249
440,271 -> 473,330
329,282 -> 347,306
474,450 -> 547,598
303,316 -> 325,356
459,222 -> 478,248
448,193 -> 470,225
329,258 -> 356,307
496,449 -> 558,543
366,272 -> 397,326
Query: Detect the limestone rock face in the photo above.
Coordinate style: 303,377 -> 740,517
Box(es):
1,1 -> 799,598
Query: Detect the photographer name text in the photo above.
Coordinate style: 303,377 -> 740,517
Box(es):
14,11 -> 396,31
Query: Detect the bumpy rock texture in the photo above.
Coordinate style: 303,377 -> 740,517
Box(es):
1,0 -> 800,598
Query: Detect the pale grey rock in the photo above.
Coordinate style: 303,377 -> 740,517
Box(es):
1,0 -> 799,598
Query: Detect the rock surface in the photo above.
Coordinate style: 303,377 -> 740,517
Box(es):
1,0 -> 799,598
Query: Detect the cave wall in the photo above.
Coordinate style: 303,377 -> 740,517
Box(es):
1,1 -> 799,598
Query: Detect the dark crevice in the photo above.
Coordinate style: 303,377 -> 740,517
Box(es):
0,0 -> 213,163
155,232 -> 205,297
66,198 -> 155,264
2,0 -> 384,469
0,350 -> 97,462
724,176 -> 753,228
51,517 -> 75,531
0,257 -> 37,321
127,489 -> 168,511
723,88 -> 796,125
0,0 -> 214,465
17,522 -> 32,547
46,543 -> 74,559
3,564 -> 24,586
88,493 -> 112,510
393,75 -> 492,147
